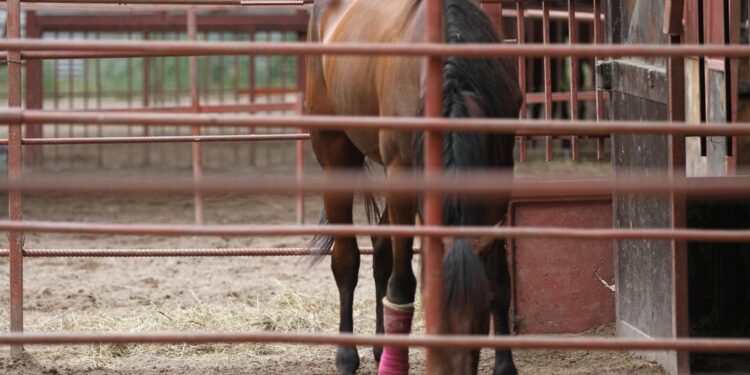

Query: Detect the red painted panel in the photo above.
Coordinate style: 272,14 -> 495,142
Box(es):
703,0 -> 726,45
509,199 -> 615,334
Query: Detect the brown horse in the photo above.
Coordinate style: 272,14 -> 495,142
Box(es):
306,1 -> 521,374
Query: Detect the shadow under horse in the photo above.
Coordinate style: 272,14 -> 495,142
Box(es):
306,0 -> 521,374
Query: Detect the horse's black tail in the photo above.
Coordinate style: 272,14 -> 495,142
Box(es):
307,207 -> 335,266
420,1 -> 516,369
307,191 -> 381,266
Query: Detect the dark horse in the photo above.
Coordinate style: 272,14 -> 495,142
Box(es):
306,0 -> 521,374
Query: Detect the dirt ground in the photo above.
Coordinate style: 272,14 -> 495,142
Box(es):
0,138 -> 666,374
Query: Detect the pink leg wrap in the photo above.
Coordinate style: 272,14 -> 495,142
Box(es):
378,299 -> 414,375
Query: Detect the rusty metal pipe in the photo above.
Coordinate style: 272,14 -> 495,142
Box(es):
500,7 -> 600,22
516,1 -> 528,162
3,40 -> 750,59
0,247 -> 384,257
88,103 -> 298,113
20,0 -> 314,4
424,0 -> 445,370
3,110 -> 750,136
2,174 -> 750,201
295,96 -> 305,224
567,0 -> 580,161
0,332 -> 749,353
6,0 -> 24,358
592,0 -> 606,160
10,133 -> 309,145
187,9 -> 204,225
542,0 -> 554,161
3,3 -> 308,11
0,220 -> 747,242
0,173 -> 749,199
4,2 -> 596,22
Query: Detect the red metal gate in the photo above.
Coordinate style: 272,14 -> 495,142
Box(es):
1,1 -> 750,375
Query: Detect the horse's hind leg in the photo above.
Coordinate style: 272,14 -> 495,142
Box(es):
485,239 -> 518,375
370,204 -> 392,363
311,131 -> 365,375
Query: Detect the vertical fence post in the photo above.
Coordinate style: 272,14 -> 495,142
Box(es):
592,0 -> 606,160
232,34 -> 241,164
142,31 -> 151,167
296,31 -> 307,225
248,29 -> 257,166
295,96 -> 305,225
7,0 -> 25,358
264,32 -> 273,164
67,33 -> 74,169
175,40 -> 182,107
187,8 -> 205,225
25,10 -> 44,169
567,0 -> 580,161
664,1 -> 689,373
542,0 -> 554,162
424,0 -> 445,373
96,32 -> 103,168
516,1 -> 528,162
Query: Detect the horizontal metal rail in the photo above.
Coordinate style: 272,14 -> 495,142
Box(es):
2,2 -> 597,22
91,103 -> 299,114
1,332 -> 749,353
0,133 -> 309,146
0,220 -> 748,242
3,110 -> 750,136
500,7 -> 599,22
2,174 -> 750,199
0,247 -> 380,257
20,0 -> 314,4
3,3 -> 309,11
2,39 -> 750,58
0,90 -> 595,108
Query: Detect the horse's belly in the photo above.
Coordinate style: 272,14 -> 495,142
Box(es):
344,130 -> 382,164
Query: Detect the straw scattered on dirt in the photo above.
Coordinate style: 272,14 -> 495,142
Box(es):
0,136 -> 665,374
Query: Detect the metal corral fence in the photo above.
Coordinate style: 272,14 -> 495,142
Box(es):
1,0 -> 750,374
12,7 -> 309,172
0,0 -> 614,225
0,4 -> 312,223
0,0 -> 609,172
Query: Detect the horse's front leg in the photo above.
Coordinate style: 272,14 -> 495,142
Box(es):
378,190 -> 416,375
484,239 -> 518,375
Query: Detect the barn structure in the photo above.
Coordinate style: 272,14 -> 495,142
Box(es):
605,1 -> 749,373
0,0 -> 749,375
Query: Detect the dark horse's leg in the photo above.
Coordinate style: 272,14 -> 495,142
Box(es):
485,239 -> 518,375
370,204 -> 392,363
311,130 -> 365,375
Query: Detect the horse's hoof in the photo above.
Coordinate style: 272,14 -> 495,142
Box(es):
373,345 -> 383,363
336,346 -> 360,375
493,361 -> 518,375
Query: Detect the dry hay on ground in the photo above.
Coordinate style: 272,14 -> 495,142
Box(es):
0,191 -> 662,374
